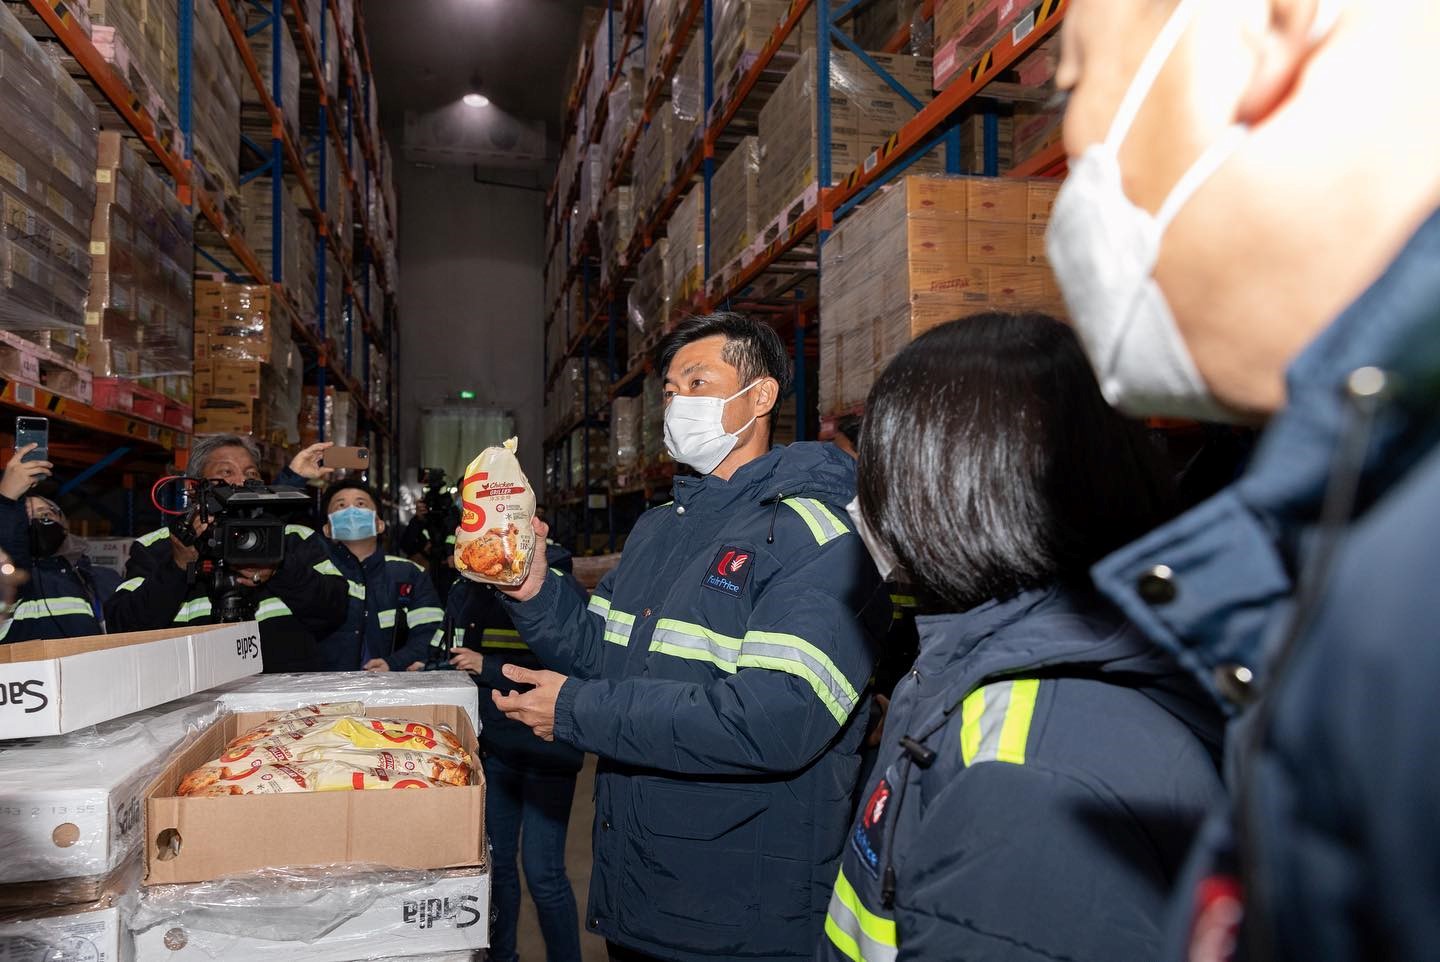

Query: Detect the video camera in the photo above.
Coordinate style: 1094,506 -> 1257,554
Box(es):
171,480 -> 313,621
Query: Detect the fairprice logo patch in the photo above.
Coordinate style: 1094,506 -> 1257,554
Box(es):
402,894 -> 482,930
850,774 -> 893,879
703,546 -> 753,597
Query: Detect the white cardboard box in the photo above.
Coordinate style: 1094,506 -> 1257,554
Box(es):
0,624 -> 262,739
206,672 -> 481,735
0,700 -> 221,886
84,538 -> 135,576
0,904 -> 127,962
132,868 -> 489,961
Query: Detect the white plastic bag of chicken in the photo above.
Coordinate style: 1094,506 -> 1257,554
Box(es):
453,437 -> 536,587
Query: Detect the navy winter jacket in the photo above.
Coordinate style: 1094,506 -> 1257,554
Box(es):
446,544 -> 586,774
819,586 -> 1224,962
1089,208 -> 1440,960
504,442 -> 887,961
0,495 -> 118,643
316,543 -> 445,671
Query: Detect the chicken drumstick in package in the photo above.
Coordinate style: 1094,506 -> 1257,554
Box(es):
177,705 -> 475,797
453,437 -> 536,587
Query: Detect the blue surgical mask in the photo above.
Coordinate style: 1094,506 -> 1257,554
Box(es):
329,506 -> 378,542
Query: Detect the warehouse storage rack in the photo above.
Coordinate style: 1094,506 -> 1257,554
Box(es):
7,0 -> 397,535
543,0 -> 1067,553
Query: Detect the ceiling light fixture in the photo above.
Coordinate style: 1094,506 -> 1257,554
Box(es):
463,92 -> 489,108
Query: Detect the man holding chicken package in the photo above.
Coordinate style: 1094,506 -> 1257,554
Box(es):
487,313 -> 887,962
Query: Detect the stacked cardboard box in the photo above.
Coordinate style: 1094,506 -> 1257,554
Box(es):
711,136 -> 761,269
304,0 -> 339,97
957,112 -> 1015,174
670,29 -> 705,164
368,343 -> 387,410
191,0 -> 243,204
758,47 -> 938,230
665,185 -> 705,310
626,239 -> 670,366
556,357 -> 609,426
933,0 -> 1027,90
599,185 -> 635,289
303,138 -> 350,257
600,67 -> 645,181
818,175 -> 1062,413
611,396 -> 642,471
87,133 -> 193,380
641,373 -> 670,469
300,385 -> 359,447
633,110 -> 675,226
88,0 -> 180,129
242,176 -> 315,310
246,6 -> 301,144
194,279 -> 302,441
712,0 -> 816,95
0,6 -> 97,333
585,6 -> 642,145
568,428 -> 611,489
645,0 -> 680,80
577,144 -> 605,227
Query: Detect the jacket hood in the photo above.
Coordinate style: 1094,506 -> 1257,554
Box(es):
918,585 -> 1223,754
672,442 -> 857,512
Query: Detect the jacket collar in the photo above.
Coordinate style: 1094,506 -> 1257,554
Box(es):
670,443 -> 860,515
1092,206 -> 1440,711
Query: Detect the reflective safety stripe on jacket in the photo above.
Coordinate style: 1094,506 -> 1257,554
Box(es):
824,868 -> 898,962
0,597 -> 95,641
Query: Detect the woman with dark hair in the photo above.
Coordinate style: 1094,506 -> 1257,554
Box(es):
820,313 -> 1225,962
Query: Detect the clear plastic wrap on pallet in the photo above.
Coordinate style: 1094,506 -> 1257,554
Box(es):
194,278 -> 291,364
641,373 -> 670,469
645,0 -> 679,78
758,45 -> 937,228
566,202 -> 584,268
557,357 -> 608,426
665,185 -> 705,311
368,344 -> 387,410
246,8 -> 302,142
89,0 -> 181,129
207,672 -> 482,736
0,5 -> 98,332
0,875 -> 135,962
600,67 -> 644,179
300,387 -> 359,448
934,0 -> 1028,90
632,110 -> 674,227
585,7 -> 641,144
567,429 -> 610,489
131,865 -> 490,961
87,132 -> 193,374
0,698 -> 222,888
710,136 -> 761,270
610,396 -> 642,471
598,186 -> 635,289
712,0 -> 817,100
242,177 -> 310,301
576,145 -> 605,226
303,0 -> 339,95
302,139 -> 348,249
818,175 -> 1063,414
671,35 -> 705,164
191,0 -> 244,203
626,238 -> 670,346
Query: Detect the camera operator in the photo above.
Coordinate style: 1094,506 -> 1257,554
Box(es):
106,435 -> 349,671
399,469 -> 459,602
315,479 -> 444,673
0,447 -> 118,643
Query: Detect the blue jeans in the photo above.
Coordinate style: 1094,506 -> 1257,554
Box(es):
483,754 -> 582,962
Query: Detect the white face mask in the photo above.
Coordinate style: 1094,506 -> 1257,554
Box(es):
845,497 -> 901,583
1046,0 -> 1242,421
664,380 -> 763,475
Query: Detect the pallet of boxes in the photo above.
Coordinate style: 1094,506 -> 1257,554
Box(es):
193,280 -> 304,446
0,639 -> 491,961
819,174 -> 1063,415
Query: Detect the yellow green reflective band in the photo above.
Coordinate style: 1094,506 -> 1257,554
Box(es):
314,559 -> 343,577
452,627 -> 467,648
377,609 -> 397,629
738,630 -> 859,724
346,580 -> 367,601
482,628 -> 528,650
824,868 -> 898,962
445,534 -> 456,545
549,567 -> 566,578
783,498 -> 850,546
889,594 -> 918,609
116,577 -> 144,593
603,607 -> 637,646
649,619 -> 742,671
407,606 -> 444,627
254,597 -> 293,622
285,524 -> 315,539
137,527 -> 170,547
173,597 -> 214,624
588,595 -> 612,615
960,678 -> 1041,767
7,598 -> 94,622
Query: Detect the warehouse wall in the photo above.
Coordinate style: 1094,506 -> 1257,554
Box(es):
397,163 -> 546,484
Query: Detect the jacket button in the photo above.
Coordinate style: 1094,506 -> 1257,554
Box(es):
1137,565 -> 1178,605
589,918 -> 600,930
1214,663 -> 1257,706
676,506 -> 686,515
601,819 -> 611,831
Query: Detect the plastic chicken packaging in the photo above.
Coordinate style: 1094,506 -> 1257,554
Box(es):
453,437 -> 536,587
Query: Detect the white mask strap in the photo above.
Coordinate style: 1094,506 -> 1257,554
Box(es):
1105,0 -> 1203,147
1154,124 -> 1248,231
724,379 -> 763,404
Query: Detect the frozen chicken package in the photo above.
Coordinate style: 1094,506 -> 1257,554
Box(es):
453,438 -> 536,587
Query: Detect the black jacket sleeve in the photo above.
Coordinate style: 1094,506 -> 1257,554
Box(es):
266,528 -> 349,637
105,534 -> 192,631
0,495 -> 31,573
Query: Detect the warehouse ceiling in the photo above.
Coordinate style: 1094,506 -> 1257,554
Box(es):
364,0 -> 598,167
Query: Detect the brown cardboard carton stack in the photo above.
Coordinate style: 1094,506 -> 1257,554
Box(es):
818,175 -> 1063,413
300,385 -> 359,447
88,133 -> 193,383
712,0 -> 811,95
671,32 -> 705,168
599,185 -> 635,288
191,0 -> 244,205
711,137 -> 761,270
88,0 -> 180,131
758,47 -> 939,231
241,176 -> 317,321
193,279 -> 302,442
601,67 -> 645,180
627,239 -> 671,367
245,6 -> 301,144
666,185 -> 706,311
634,109 -> 675,225
645,0 -> 680,80
933,0 -> 1027,91
0,6 -> 98,334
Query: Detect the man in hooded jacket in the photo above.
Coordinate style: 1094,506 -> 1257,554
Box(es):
490,313 -> 887,962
